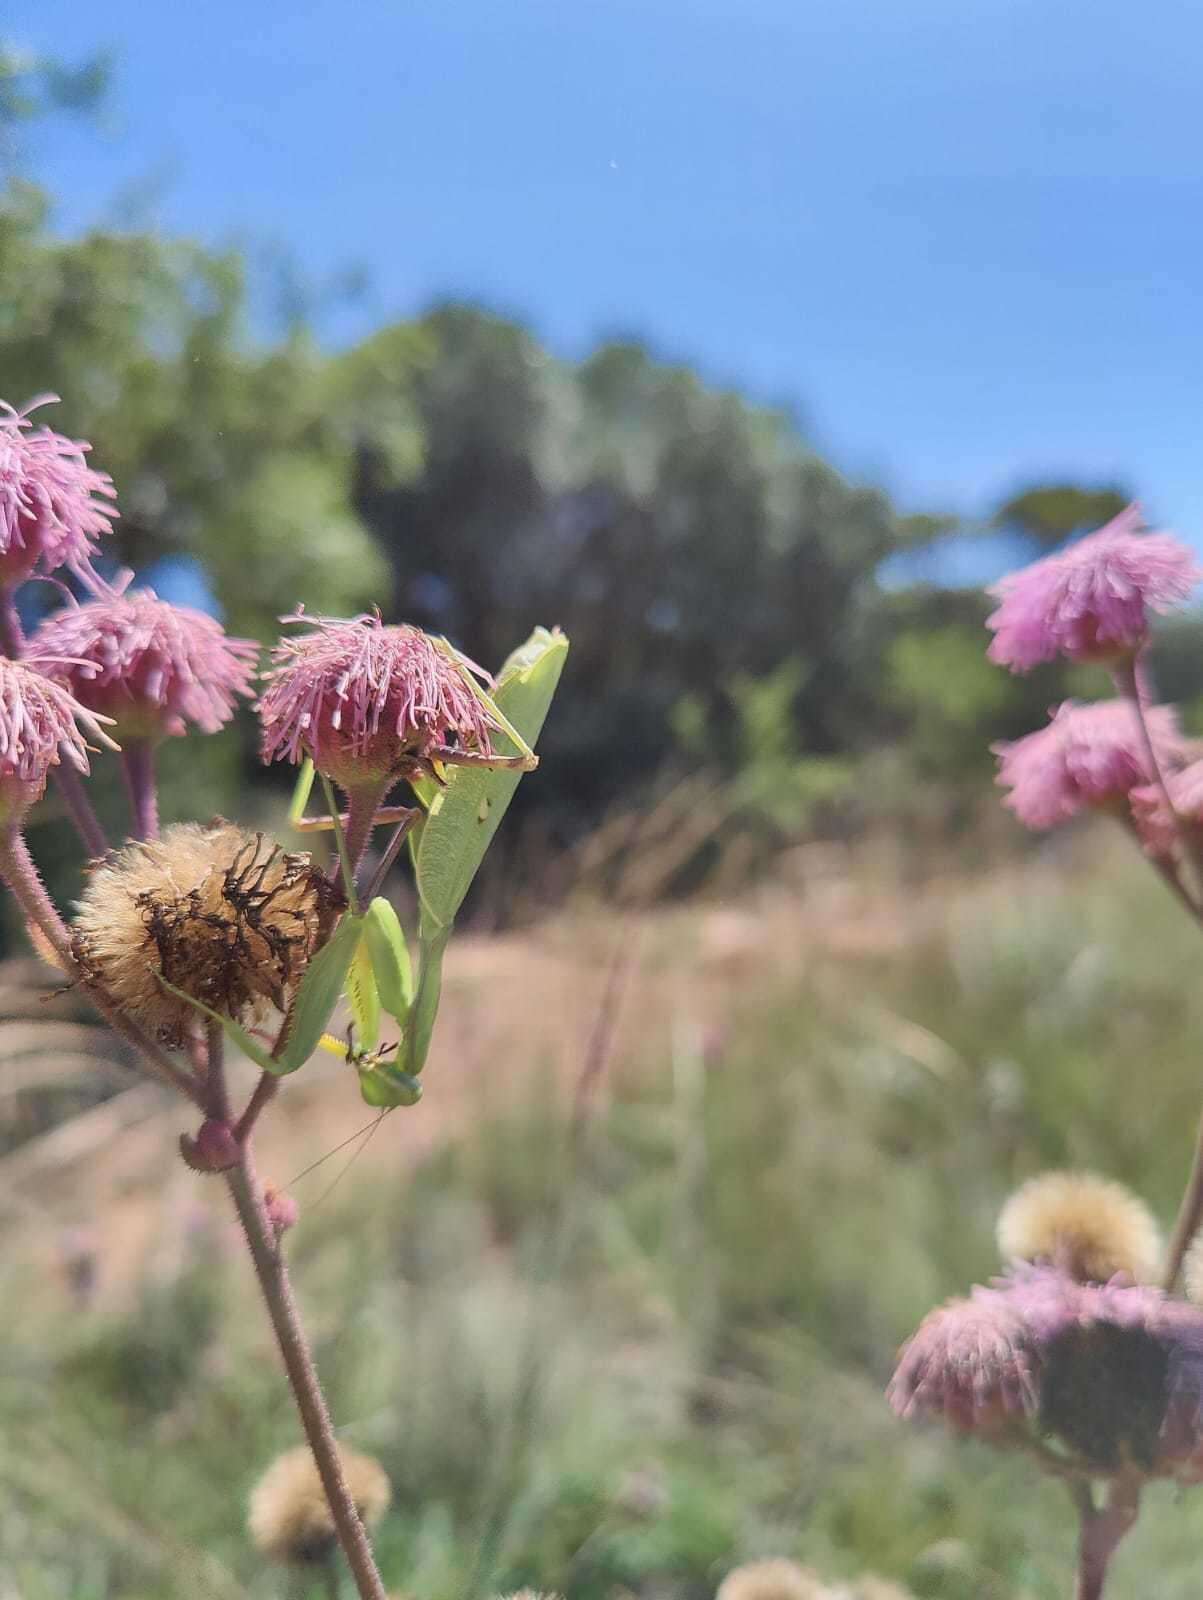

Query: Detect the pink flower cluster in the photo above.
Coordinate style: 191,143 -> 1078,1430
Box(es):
987,505 -> 1199,671
890,1266 -> 1203,1478
993,700 -> 1183,830
0,396 -> 266,809
0,397 -> 117,588
31,588 -> 258,740
0,656 -> 115,820
986,505 -> 1203,847
258,612 -> 499,789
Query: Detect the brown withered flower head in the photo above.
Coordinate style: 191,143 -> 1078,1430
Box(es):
248,1443 -> 391,1566
73,823 -> 333,1044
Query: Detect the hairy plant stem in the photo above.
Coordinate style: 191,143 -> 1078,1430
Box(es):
120,739 -> 160,840
1073,1478 -> 1141,1600
225,1153 -> 389,1600
53,761 -> 110,857
1115,655 -> 1203,893
235,1070 -> 279,1142
0,584 -> 24,658
1111,657 -> 1203,1286
339,778 -> 391,892
205,1019 -> 230,1123
361,806 -> 421,904
1165,1107 -> 1203,1290
0,823 -> 202,1105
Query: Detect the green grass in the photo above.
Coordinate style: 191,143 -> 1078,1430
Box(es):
7,835 -> 1203,1598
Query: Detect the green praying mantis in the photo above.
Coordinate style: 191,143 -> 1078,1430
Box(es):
163,627 -> 568,1108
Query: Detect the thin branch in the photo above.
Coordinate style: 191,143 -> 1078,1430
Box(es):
119,739 -> 160,841
0,586 -> 24,657
1115,655 -> 1203,894
225,1155 -> 389,1600
235,1070 -> 278,1143
360,807 -> 421,904
1115,812 -> 1203,923
53,763 -> 110,859
205,1018 -> 230,1123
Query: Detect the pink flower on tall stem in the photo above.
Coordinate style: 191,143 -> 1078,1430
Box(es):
259,612 -> 512,873
0,397 -> 117,590
31,588 -> 257,842
993,699 -> 1183,830
891,1267 -> 1203,1479
986,505 -> 1200,672
0,655 -> 115,823
259,612 -> 499,787
31,588 -> 258,740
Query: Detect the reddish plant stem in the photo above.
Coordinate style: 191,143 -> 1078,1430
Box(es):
0,585 -> 24,658
1164,1108 -> 1203,1290
0,824 -> 202,1105
1073,1478 -> 1140,1600
1113,661 -> 1203,1284
1116,813 -> 1202,923
340,779 -> 391,890
205,1019 -> 231,1123
225,1153 -> 389,1600
235,1070 -> 279,1142
360,806 -> 421,904
1115,655 -> 1203,891
120,739 -> 160,841
53,761 -> 110,858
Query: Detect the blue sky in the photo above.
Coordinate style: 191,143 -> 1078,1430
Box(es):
14,0 -> 1203,554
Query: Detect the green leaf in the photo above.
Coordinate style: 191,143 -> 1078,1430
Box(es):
414,627 -> 568,931
406,919 -> 449,1076
363,896 -> 414,1022
156,976 -> 283,1076
280,914 -> 363,1072
357,1058 -> 423,1108
346,933 -> 381,1053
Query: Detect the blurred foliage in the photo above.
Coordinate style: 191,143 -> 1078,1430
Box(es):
993,485 -> 1131,551
10,843 -> 1203,1595
0,43 -> 112,147
7,75 -> 1203,895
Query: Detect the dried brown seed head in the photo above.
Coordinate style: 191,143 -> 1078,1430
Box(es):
73,823 -> 333,1045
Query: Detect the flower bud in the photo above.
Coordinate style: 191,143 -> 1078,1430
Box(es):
263,1186 -> 299,1237
179,1119 -> 240,1173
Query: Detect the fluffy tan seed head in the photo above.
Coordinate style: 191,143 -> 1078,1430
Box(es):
1183,1233 -> 1203,1306
716,1560 -> 830,1600
997,1170 -> 1161,1283
247,1444 -> 391,1566
73,823 -> 332,1045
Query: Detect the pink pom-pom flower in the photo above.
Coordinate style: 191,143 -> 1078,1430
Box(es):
258,612 -> 500,790
0,656 -> 115,822
0,397 -> 118,588
986,505 -> 1200,672
30,588 -> 258,741
1130,761 -> 1203,858
993,699 -> 1183,831
890,1267 -> 1203,1478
